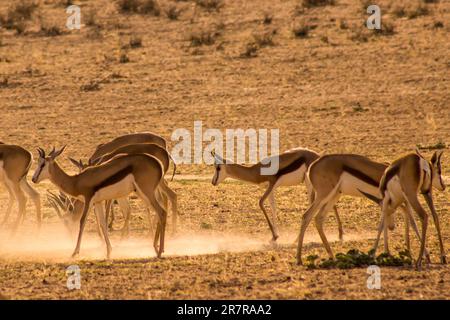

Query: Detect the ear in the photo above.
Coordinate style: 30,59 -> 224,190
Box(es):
68,157 -> 82,169
437,150 -> 444,162
52,145 -> 66,158
415,147 -> 425,159
431,151 -> 438,164
211,150 -> 215,157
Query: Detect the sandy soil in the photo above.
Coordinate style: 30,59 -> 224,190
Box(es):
0,0 -> 449,299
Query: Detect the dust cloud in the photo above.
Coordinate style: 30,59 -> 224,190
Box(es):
0,223 -> 372,262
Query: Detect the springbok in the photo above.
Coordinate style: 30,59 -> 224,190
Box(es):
88,132 -> 167,165
295,153 -> 430,265
68,143 -> 178,236
211,148 -> 344,242
86,132 -> 171,229
0,143 -> 41,231
374,151 -> 446,269
32,146 -> 168,258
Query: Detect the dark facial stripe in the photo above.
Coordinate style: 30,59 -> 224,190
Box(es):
342,165 -> 379,188
275,157 -> 306,178
357,189 -> 382,205
93,166 -> 133,193
380,165 -> 400,194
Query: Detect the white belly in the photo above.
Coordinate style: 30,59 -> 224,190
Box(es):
340,172 -> 381,198
91,174 -> 136,204
275,164 -> 307,187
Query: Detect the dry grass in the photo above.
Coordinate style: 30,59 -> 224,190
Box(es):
0,0 -> 449,300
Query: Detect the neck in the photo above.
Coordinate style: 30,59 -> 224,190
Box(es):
226,163 -> 266,184
49,161 -> 78,197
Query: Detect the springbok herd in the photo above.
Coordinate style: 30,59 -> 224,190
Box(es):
0,132 -> 446,270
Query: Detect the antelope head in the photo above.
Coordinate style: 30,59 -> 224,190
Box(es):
32,146 -> 66,183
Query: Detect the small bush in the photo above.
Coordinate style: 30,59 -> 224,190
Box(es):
240,42 -> 259,58
129,36 -> 142,48
1,1 -> 39,33
375,20 -> 395,35
85,9 -> 98,27
189,28 -> 220,46
119,52 -> 130,63
117,0 -> 140,13
166,5 -> 181,20
252,29 -> 276,47
117,0 -> 160,15
40,24 -> 63,36
293,21 -> 316,38
302,0 -> 336,8
262,13 -> 273,25
195,0 -> 224,12
140,0 -> 161,15
407,2 -> 429,19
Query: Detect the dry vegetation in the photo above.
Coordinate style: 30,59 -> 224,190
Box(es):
0,0 -> 449,299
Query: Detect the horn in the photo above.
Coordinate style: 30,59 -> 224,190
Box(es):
211,150 -> 215,157
37,148 -> 45,158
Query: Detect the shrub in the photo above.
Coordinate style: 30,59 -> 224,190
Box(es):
252,29 -> 276,47
240,42 -> 259,58
189,27 -> 220,46
1,1 -> 39,33
195,0 -> 224,12
166,5 -> 181,20
302,0 -> 336,8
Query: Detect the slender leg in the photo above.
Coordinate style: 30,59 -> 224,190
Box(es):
94,203 -> 112,259
1,182 -> 15,225
147,207 -> 155,238
332,205 -> 344,242
268,192 -> 278,240
259,181 -> 278,242
400,205 -> 411,253
72,197 -> 92,258
10,183 -> 26,235
159,180 -> 177,235
406,203 -> 430,263
108,200 -> 116,230
296,196 -> 329,265
403,191 -> 428,270
105,200 -> 113,230
372,214 -> 385,255
20,179 -> 41,231
117,198 -> 131,238
314,195 -> 339,260
423,192 -> 446,264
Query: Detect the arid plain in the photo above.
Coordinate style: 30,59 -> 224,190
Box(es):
0,0 -> 449,299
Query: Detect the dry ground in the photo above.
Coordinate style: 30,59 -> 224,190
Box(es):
0,0 -> 449,299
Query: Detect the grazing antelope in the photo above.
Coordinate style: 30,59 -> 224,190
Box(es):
88,132 -> 167,165
0,144 -> 41,231
374,151 -> 446,269
70,143 -> 178,236
211,148 -> 344,242
32,147 -> 168,258
296,153 -> 428,265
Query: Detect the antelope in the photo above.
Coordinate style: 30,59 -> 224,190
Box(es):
88,132 -> 167,165
296,153 -> 430,265
0,143 -> 41,231
374,151 -> 446,269
211,148 -> 344,243
68,143 -> 178,236
86,132 -> 171,229
32,146 -> 168,258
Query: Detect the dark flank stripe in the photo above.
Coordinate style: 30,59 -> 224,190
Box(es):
380,165 -> 400,194
93,166 -> 133,193
275,157 -> 305,177
342,165 -> 379,188
357,189 -> 382,205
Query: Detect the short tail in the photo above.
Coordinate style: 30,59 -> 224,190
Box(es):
168,152 -> 177,181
